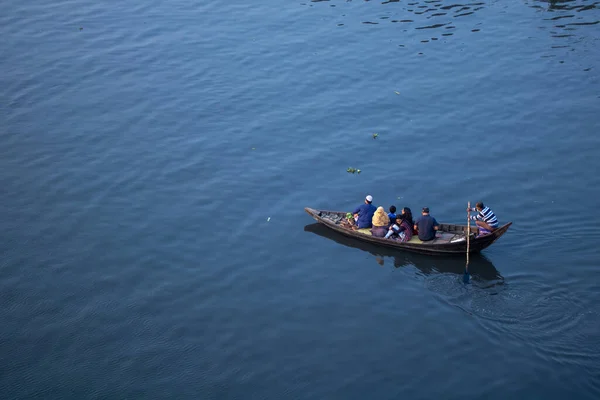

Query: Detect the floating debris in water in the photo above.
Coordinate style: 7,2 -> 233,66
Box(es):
251,147 -> 256,150
347,167 -> 361,174
267,217 -> 271,222
372,133 -> 378,139
394,91 -> 400,95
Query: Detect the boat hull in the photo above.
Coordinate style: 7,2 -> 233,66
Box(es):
304,207 -> 511,255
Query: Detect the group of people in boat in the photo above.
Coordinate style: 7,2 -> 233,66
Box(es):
343,195 -> 499,241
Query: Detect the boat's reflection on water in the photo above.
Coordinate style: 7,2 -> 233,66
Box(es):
304,223 -> 503,282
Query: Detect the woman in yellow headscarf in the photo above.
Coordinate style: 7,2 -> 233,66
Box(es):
371,206 -> 390,237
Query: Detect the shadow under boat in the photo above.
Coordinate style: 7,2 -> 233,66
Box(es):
304,222 -> 503,281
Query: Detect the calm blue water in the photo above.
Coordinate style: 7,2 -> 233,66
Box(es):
1,0 -> 600,398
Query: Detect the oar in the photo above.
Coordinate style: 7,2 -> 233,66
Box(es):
463,201 -> 471,283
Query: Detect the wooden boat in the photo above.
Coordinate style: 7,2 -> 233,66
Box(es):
304,207 -> 512,255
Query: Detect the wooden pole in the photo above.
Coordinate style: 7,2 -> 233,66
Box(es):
466,201 -> 471,267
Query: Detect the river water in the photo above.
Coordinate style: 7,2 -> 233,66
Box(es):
1,0 -> 600,398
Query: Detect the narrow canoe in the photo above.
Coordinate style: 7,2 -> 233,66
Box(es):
304,207 -> 512,255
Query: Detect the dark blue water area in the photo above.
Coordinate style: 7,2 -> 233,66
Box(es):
1,0 -> 600,398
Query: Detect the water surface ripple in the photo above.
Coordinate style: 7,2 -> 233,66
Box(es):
1,0 -> 600,398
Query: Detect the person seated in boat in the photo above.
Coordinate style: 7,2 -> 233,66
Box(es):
371,206 -> 390,237
351,195 -> 377,229
401,207 -> 414,228
414,207 -> 439,241
467,201 -> 499,236
390,207 -> 417,233
387,205 -> 397,225
384,212 -> 414,242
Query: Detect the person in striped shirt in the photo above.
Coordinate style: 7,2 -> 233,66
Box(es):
468,202 -> 498,235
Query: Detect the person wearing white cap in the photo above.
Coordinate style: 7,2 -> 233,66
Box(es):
351,195 -> 377,229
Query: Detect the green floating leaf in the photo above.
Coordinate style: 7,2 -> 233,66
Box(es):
372,133 -> 378,139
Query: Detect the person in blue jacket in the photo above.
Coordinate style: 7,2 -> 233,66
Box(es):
414,207 -> 439,241
352,195 -> 377,229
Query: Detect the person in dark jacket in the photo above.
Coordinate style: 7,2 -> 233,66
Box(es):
414,207 -> 439,241
352,195 -> 377,229
385,214 -> 414,242
400,207 -> 414,228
